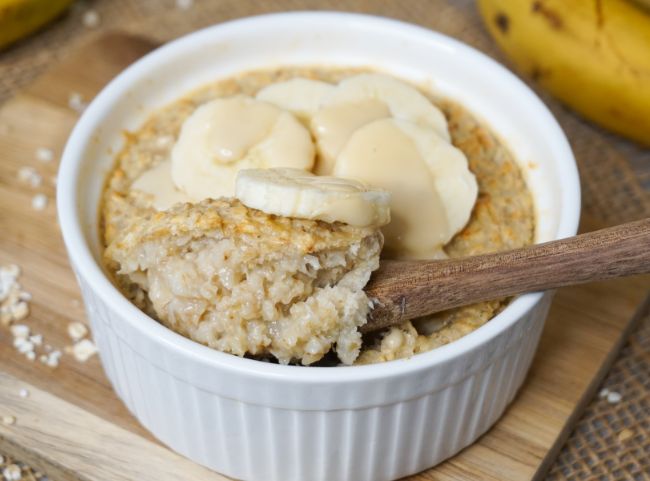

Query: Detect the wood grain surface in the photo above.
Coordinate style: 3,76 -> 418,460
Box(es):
0,33 -> 648,481
365,218 -> 650,331
0,372 -> 227,481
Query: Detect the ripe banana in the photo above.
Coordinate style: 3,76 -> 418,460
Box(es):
0,0 -> 74,50
631,0 -> 650,10
235,168 -> 391,227
478,0 -> 650,146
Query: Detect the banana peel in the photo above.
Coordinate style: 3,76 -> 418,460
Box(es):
0,0 -> 74,50
478,0 -> 650,146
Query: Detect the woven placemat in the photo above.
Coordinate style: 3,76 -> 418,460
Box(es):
0,1 -> 648,480
547,302 -> 650,481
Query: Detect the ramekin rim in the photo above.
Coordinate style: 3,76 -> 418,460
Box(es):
57,11 -> 581,384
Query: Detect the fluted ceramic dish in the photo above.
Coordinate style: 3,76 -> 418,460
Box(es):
57,12 -> 580,481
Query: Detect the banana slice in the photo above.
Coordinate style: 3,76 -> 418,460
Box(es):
321,73 -> 450,141
397,121 -> 478,236
311,99 -> 390,175
334,118 -> 477,259
171,96 -> 314,201
255,78 -> 335,121
235,168 -> 391,227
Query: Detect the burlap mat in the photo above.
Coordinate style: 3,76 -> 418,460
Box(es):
0,1 -> 648,479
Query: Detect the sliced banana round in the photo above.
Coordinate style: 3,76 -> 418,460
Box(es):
171,96 -> 314,201
321,73 -> 450,138
255,78 -> 335,121
334,118 -> 477,259
311,99 -> 390,175
399,121 -> 478,236
235,168 -> 391,227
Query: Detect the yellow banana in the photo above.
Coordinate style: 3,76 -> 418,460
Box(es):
0,0 -> 74,50
631,0 -> 650,10
478,0 -> 650,146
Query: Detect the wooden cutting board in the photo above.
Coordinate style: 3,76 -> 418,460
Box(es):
0,33 -> 647,481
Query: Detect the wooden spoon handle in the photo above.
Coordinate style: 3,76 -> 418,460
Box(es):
362,218 -> 650,333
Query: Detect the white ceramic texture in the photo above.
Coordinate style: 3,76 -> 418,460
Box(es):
58,12 -> 580,481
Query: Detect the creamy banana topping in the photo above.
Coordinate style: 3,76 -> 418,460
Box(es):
170,95 -> 314,200
311,99 -> 390,175
130,73 -> 477,259
235,168 -> 391,227
335,118 -> 476,258
321,73 -> 450,141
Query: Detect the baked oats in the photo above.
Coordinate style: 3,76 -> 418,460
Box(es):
104,198 -> 382,365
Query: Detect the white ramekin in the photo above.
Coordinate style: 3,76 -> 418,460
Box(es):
57,12 -> 580,481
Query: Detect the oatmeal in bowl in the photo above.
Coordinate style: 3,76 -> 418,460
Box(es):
101,69 -> 534,366
58,13 -> 579,481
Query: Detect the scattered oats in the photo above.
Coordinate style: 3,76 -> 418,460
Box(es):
10,324 -> 29,339
25,351 -> 35,361
17,166 -> 42,187
176,0 -> 193,9
3,464 -> 21,481
44,350 -> 61,368
2,463 -> 21,481
10,302 -> 28,322
598,388 -> 609,398
67,321 -> 88,341
607,391 -> 622,404
18,291 -> 31,302
15,165 -> 30,180
45,357 -> 58,368
29,334 -> 42,346
617,429 -> 633,442
71,299 -> 80,308
82,9 -> 100,28
1,301 -> 23,324
35,147 -> 54,163
39,354 -> 47,363
71,338 -> 97,362
68,92 -> 88,113
1,268 -> 18,302
31,194 -> 48,211
1,415 -> 16,426
18,388 -> 29,398
16,340 -> 34,354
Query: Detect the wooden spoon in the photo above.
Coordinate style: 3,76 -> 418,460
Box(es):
362,218 -> 650,333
